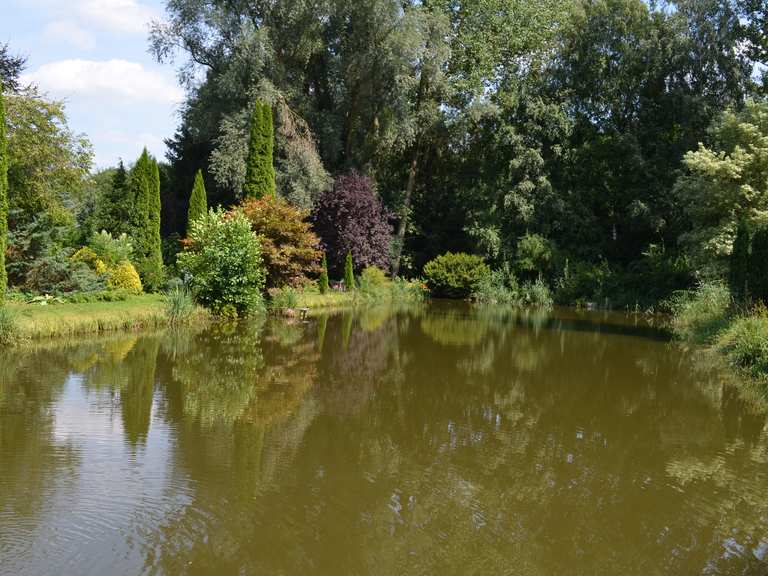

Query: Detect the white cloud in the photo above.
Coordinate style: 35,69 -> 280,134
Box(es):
22,59 -> 184,104
42,20 -> 95,50
21,0 -> 159,35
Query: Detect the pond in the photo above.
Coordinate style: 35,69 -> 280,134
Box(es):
1,303 -> 766,575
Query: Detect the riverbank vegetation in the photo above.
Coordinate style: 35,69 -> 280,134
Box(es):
1,1 -> 768,343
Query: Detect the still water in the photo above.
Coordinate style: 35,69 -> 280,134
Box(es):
1,303 -> 766,575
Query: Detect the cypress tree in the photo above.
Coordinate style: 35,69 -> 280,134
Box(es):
0,84 -> 7,302
146,158 -> 164,290
244,102 -> 264,198
730,218 -> 750,304
244,100 -> 276,198
319,253 -> 329,294
187,169 -> 207,233
749,225 -> 768,305
344,251 -> 355,291
129,150 -> 163,291
100,159 -> 131,236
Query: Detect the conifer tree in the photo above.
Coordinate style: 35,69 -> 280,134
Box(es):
187,169 -> 207,233
129,149 -> 163,291
0,84 -> 7,301
730,218 -> 750,304
244,100 -> 275,198
99,159 -> 131,236
749,225 -> 768,305
344,251 -> 355,291
319,253 -> 329,294
146,158 -> 164,289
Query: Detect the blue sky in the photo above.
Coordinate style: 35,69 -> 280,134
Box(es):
0,0 -> 183,169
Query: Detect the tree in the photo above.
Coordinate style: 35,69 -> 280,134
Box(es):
730,219 -> 750,304
344,252 -> 355,291
147,158 -> 164,289
177,208 -> 266,316
238,194 -> 322,288
311,172 -> 393,276
0,43 -> 25,93
97,160 -> 132,237
188,169 -> 207,233
129,150 -> 163,291
319,254 -> 329,294
0,84 -> 7,300
748,225 -> 768,305
244,101 -> 275,199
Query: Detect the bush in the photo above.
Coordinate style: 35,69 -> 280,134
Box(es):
269,286 -> 299,310
358,266 -> 390,299
515,233 -> 554,280
238,194 -> 321,287
65,290 -> 130,303
107,261 -> 143,295
423,252 -> 491,299
521,278 -> 554,308
344,251 -> 356,291
555,259 -> 612,305
473,266 -> 521,305
25,253 -> 105,295
88,230 -> 133,266
669,281 -> 732,344
177,208 -> 266,316
0,306 -> 18,346
311,172 -> 392,276
165,284 -> 196,325
716,309 -> 768,379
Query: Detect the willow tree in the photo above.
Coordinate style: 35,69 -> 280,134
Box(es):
0,84 -> 7,300
187,169 -> 207,233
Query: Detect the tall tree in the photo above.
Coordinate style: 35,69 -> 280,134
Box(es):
187,169 -> 208,233
0,84 -> 7,300
0,43 -> 25,93
244,101 -> 275,199
130,150 -> 164,290
98,159 -> 132,236
148,158 -> 164,289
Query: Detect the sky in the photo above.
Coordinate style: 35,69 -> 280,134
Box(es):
0,0 -> 184,169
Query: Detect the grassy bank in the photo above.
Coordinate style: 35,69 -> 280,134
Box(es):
670,282 -> 768,397
2,294 -> 205,341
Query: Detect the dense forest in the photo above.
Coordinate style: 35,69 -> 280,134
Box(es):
1,0 -> 768,310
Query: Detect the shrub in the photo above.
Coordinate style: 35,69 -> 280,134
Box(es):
269,286 -> 299,310
391,277 -> 428,303
165,284 -> 196,325
311,172 -> 392,275
473,266 -> 521,305
187,169 -> 208,234
749,225 -> 768,305
344,251 -> 356,291
423,252 -> 491,299
521,278 -> 554,308
65,290 -> 130,303
25,253 -> 105,295
71,246 -> 101,269
107,261 -> 143,295
358,266 -> 390,299
238,194 -> 321,287
515,233 -> 554,280
88,230 -> 134,266
730,219 -> 750,304
177,208 -> 266,316
669,281 -> 732,344
319,253 -> 329,294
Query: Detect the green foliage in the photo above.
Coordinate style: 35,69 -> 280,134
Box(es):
268,286 -> 298,311
164,284 -> 195,325
319,253 -> 329,295
424,252 -> 491,299
473,266 -> 521,305
521,278 -> 554,309
129,150 -> 164,291
244,100 -> 275,199
64,290 -> 130,304
716,308 -> 768,380
0,305 -> 18,345
187,169 -> 207,234
748,225 -> 768,305
177,208 -> 266,316
669,282 -> 732,344
0,86 -> 7,301
107,261 -> 143,295
730,219 -> 751,303
88,230 -> 134,267
344,251 -> 355,292
97,160 -> 132,237
515,233 -> 554,280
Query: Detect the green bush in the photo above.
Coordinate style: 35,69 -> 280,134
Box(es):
269,286 -> 299,310
88,230 -> 134,266
473,266 -> 521,305
515,233 -> 554,280
555,259 -> 611,305
0,306 -> 18,346
521,278 -> 554,308
669,281 -> 732,344
391,277 -> 427,303
107,261 -> 143,295
177,208 -> 266,316
344,251 -> 355,291
423,252 -> 490,299
716,310 -> 768,379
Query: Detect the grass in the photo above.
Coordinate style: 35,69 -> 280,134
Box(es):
6,294 -> 185,340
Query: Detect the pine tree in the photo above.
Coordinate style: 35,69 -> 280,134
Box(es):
0,84 -> 7,302
99,159 -> 131,236
319,253 -> 329,294
344,251 -> 355,291
244,100 -> 276,198
187,169 -> 207,233
730,218 -> 750,304
749,225 -> 768,305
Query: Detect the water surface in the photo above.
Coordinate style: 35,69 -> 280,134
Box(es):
1,303 -> 766,575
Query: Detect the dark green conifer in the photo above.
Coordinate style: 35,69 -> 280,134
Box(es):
319,253 -> 329,294
187,169 -> 208,233
0,84 -> 7,301
730,218 -> 750,304
344,251 -> 355,291
129,150 -> 163,291
244,100 -> 276,198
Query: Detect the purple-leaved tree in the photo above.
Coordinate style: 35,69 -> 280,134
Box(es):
311,172 -> 392,276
